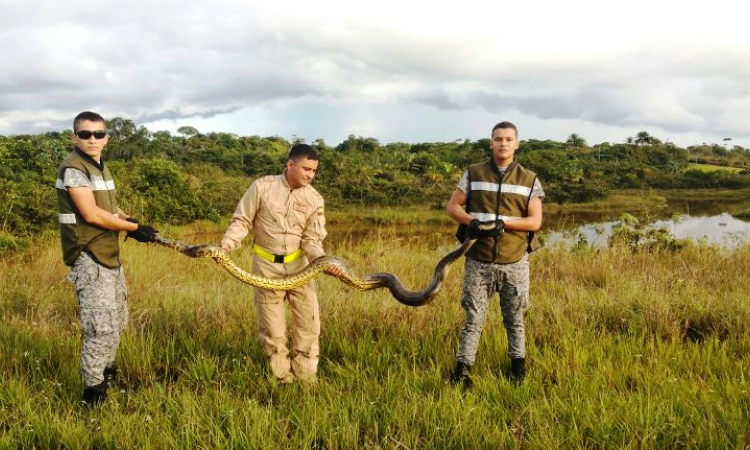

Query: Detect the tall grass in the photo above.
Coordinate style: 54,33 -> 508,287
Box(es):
1,222 -> 749,449
687,163 -> 745,174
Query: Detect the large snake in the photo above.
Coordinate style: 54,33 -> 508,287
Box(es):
153,229 -> 488,307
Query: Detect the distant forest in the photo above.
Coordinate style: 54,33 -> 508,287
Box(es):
2,117 -> 750,240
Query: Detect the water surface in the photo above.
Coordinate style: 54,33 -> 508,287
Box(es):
546,213 -> 750,250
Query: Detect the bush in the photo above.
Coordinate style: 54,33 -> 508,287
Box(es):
608,213 -> 688,251
649,169 -> 750,189
0,231 -> 29,257
546,180 -> 609,204
113,159 -> 198,224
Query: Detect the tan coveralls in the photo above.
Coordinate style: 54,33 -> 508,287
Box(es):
221,173 -> 327,381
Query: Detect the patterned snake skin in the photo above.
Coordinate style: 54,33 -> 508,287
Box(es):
153,232 -> 482,307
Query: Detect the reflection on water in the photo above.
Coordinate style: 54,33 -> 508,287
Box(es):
654,214 -> 750,247
327,211 -> 750,252
546,213 -> 750,250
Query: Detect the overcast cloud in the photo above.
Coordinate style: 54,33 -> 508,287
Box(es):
1,0 -> 748,148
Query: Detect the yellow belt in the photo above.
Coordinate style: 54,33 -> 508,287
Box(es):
252,243 -> 303,264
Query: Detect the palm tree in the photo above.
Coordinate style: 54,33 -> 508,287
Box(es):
634,131 -> 653,146
177,126 -> 199,137
566,133 -> 587,149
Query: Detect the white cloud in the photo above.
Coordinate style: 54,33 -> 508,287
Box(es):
0,0 -> 748,148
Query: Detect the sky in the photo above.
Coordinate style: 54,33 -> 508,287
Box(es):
1,0 -> 749,149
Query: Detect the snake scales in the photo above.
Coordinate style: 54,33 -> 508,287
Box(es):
153,233 -> 482,307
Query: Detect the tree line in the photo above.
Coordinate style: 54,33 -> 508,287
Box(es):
2,118 -> 750,243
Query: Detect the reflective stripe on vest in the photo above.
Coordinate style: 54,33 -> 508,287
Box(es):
59,213 -> 77,224
469,212 -> 522,222
470,181 -> 532,197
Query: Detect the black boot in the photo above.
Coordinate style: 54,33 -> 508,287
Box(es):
103,366 -> 118,388
82,381 -> 108,406
450,361 -> 473,389
510,358 -> 526,383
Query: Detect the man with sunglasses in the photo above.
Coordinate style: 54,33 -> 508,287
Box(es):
56,111 -> 158,405
220,143 -> 341,384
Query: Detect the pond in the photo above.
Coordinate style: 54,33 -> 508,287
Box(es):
545,213 -> 750,250
232,190 -> 750,251
543,189 -> 750,250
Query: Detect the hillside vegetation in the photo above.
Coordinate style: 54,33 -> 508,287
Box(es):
2,121 -> 749,244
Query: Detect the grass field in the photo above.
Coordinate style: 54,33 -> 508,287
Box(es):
687,163 -> 745,173
1,221 -> 749,449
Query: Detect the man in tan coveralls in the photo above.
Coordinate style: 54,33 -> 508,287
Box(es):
221,144 -> 341,383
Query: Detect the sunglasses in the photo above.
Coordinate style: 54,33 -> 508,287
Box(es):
75,130 -> 107,140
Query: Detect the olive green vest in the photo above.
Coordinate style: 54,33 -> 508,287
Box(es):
56,148 -> 121,268
463,160 -> 540,264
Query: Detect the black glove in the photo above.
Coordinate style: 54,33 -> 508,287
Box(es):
466,219 -> 505,239
489,219 -> 505,237
125,218 -> 158,243
466,219 -> 482,239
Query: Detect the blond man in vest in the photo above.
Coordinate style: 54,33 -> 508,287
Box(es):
57,111 -> 158,405
221,144 -> 341,384
446,121 -> 544,387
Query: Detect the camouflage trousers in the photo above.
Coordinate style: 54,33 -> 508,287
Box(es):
68,252 -> 128,387
456,255 -> 530,365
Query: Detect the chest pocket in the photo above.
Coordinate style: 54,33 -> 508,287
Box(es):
259,189 -> 287,223
289,202 -> 309,232
293,202 -> 308,214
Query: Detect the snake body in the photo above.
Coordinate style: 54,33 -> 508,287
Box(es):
154,234 -> 480,307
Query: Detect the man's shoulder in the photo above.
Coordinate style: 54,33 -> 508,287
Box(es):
466,160 -> 491,177
467,160 -> 492,172
58,150 -> 80,168
251,174 -> 279,192
255,174 -> 278,184
514,163 -> 538,178
305,185 -> 324,204
57,152 -> 88,178
468,161 -> 489,170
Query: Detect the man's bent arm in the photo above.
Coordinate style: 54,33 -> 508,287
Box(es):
447,189 -> 542,232
68,187 -> 137,232
504,197 -> 543,232
221,183 -> 260,251
446,189 -> 474,225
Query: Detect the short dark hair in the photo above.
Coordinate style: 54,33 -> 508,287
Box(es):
288,143 -> 319,161
74,111 -> 106,132
491,121 -> 518,137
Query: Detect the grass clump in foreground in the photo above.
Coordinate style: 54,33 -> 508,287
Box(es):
1,223 -> 749,449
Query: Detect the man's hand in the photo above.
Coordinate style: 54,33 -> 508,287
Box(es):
466,219 -> 505,239
466,219 -> 482,239
489,219 -> 505,237
324,266 -> 342,278
125,218 -> 158,243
